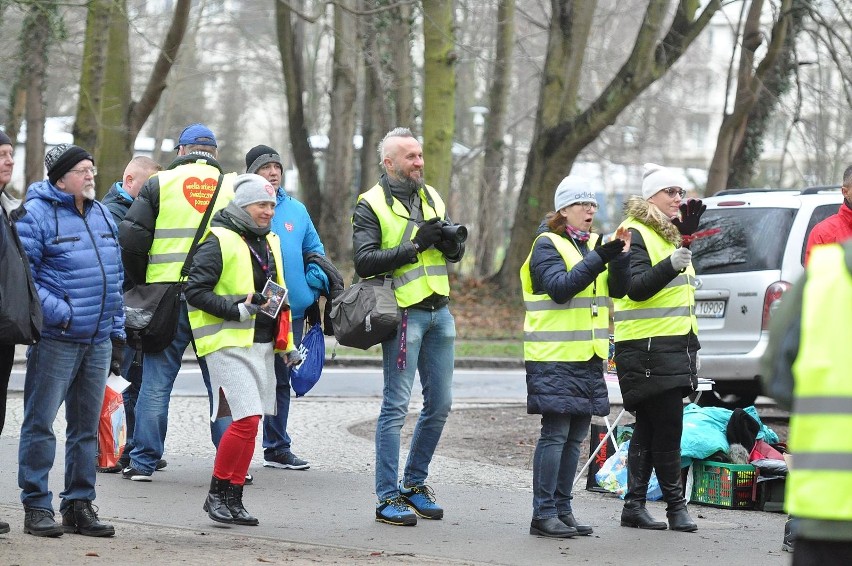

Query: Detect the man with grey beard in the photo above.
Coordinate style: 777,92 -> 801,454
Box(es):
15,144 -> 125,537
351,127 -> 466,526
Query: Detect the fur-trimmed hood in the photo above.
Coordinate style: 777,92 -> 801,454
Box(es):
622,195 -> 681,246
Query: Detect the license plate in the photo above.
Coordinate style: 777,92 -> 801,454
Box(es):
695,300 -> 726,318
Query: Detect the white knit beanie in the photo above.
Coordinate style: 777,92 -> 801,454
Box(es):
554,176 -> 597,211
641,163 -> 688,200
233,174 -> 276,208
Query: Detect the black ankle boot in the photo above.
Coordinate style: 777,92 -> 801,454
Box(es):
61,500 -> 115,537
653,450 -> 697,532
621,446 -> 667,530
203,476 -> 234,524
530,517 -> 576,538
226,483 -> 259,526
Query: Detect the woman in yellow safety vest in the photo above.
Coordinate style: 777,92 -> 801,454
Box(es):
185,174 -> 300,526
611,163 -> 705,533
521,176 -> 630,539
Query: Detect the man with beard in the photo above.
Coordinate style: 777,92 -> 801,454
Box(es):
351,127 -> 466,526
15,144 -> 125,537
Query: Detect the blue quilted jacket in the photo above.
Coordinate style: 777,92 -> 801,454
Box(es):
16,180 -> 125,344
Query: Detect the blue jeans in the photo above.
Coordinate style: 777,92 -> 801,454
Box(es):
375,306 -> 455,501
119,345 -> 141,456
262,317 -> 303,457
531,413 -> 592,519
18,337 -> 111,512
129,300 -> 220,473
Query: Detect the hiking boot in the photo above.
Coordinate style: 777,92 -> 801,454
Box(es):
530,517 -> 576,538
375,495 -> 417,526
121,466 -> 152,482
203,477 -> 233,524
399,482 -> 443,520
225,483 -> 259,526
61,500 -> 115,537
263,452 -> 310,470
23,508 -> 63,537
559,512 -> 593,536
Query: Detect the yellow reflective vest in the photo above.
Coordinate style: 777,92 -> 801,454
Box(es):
521,232 -> 610,362
358,183 -> 450,308
146,164 -> 236,283
613,218 -> 697,342
787,243 -> 852,521
188,227 -> 291,358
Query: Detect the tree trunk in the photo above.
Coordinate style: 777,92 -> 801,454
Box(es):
388,3 -> 415,127
727,0 -> 811,189
321,0 -> 359,264
357,4 -> 391,193
22,2 -> 53,189
73,0 -> 111,157
94,0 -> 191,194
494,0 -> 722,290
422,0 -> 456,199
475,0 -> 514,278
275,0 -> 321,222
705,0 -> 794,192
96,0 -> 132,196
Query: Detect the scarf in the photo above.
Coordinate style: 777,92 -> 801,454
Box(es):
565,224 -> 590,242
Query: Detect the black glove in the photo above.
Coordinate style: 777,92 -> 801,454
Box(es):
305,301 -> 321,327
110,338 -> 126,376
412,218 -> 443,252
595,239 -> 626,264
672,198 -> 706,236
249,292 -> 267,305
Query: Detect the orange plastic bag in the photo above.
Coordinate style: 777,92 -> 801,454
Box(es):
96,385 -> 126,471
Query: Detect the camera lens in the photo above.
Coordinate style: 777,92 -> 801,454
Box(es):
440,223 -> 468,244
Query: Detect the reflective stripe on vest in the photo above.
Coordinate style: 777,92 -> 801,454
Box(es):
521,232 -> 610,362
787,243 -> 852,521
358,183 -> 450,308
188,227 -> 288,357
146,166 -> 236,283
612,219 -> 697,342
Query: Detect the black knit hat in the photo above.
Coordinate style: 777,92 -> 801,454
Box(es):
245,145 -> 282,174
45,144 -> 94,185
0,130 -> 11,147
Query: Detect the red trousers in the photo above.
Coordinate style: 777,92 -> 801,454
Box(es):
212,414 -> 261,485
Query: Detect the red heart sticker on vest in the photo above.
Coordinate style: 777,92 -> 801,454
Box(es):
183,177 -> 218,213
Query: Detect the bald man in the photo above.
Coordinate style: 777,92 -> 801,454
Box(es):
99,156 -> 162,473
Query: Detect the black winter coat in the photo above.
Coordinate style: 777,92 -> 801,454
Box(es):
525,231 -> 629,416
0,194 -> 41,344
610,203 -> 699,411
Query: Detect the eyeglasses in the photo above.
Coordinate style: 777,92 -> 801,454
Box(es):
572,202 -> 599,211
661,187 -> 686,198
68,167 -> 97,177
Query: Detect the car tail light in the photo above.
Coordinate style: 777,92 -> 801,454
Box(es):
762,281 -> 792,330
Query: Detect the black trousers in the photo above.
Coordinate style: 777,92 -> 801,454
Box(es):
0,344 -> 14,436
630,387 -> 684,453
794,539 -> 852,566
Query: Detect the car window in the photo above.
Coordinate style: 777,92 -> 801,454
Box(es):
692,208 -> 796,274
800,204 -> 840,264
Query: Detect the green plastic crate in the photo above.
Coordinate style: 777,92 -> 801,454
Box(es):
691,460 -> 756,509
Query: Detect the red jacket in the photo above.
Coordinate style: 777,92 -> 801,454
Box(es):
805,203 -> 852,265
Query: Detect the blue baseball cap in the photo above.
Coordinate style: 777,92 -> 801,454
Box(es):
174,123 -> 217,150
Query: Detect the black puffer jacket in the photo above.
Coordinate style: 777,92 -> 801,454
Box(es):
525,228 -> 629,416
119,153 -> 223,286
611,197 -> 699,411
184,211 -> 277,344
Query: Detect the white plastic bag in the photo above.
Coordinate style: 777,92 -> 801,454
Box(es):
594,439 -> 663,500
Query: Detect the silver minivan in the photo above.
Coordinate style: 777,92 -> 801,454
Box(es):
690,187 -> 842,407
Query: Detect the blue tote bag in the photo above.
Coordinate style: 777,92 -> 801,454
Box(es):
291,323 -> 325,397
